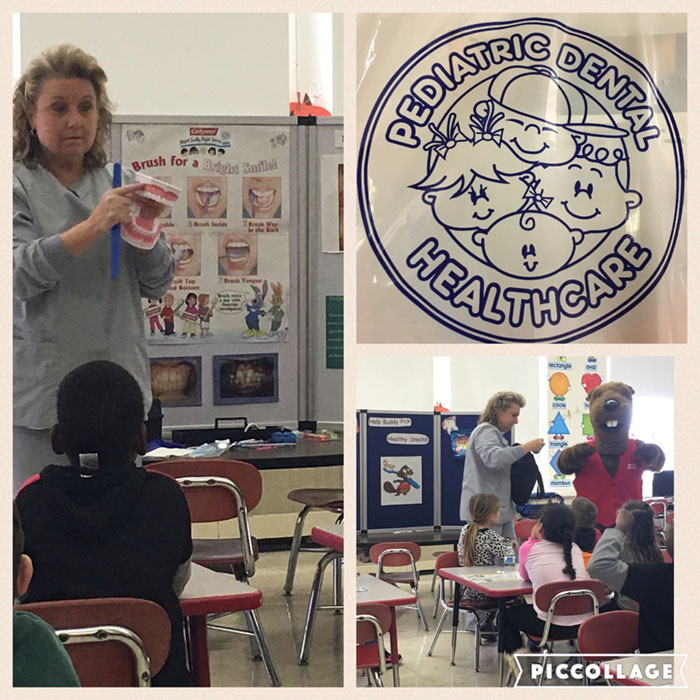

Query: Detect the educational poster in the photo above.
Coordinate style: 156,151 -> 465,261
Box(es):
358,15 -> 685,342
150,356 -> 202,407
212,353 -> 279,405
320,154 -> 344,252
380,456 -> 423,506
122,124 -> 291,344
546,355 -> 607,488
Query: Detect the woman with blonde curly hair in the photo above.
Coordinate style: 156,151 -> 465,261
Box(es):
13,45 -> 174,492
459,391 -> 544,540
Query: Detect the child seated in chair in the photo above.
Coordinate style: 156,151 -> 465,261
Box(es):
458,493 -> 522,635
588,509 -> 673,652
13,502 -> 80,687
15,360 -> 193,687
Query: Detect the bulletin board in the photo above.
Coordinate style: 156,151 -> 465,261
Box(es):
112,116 -> 300,427
362,411 -> 435,531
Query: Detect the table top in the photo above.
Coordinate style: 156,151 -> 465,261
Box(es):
439,566 -> 533,598
180,564 -> 262,616
311,524 -> 344,552
356,574 -> 417,607
598,653 -> 678,687
357,528 -> 461,549
223,438 -> 343,469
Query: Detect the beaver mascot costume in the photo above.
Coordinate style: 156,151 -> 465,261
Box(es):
557,381 -> 664,527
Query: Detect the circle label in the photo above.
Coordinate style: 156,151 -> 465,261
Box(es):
358,18 -> 684,342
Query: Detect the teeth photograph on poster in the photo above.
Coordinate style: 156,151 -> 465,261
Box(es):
357,14 -> 686,343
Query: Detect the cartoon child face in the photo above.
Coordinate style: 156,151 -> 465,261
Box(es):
500,109 -> 578,168
185,293 -> 197,307
422,174 -> 525,233
474,211 -> 580,278
537,161 -> 642,234
163,293 -> 174,307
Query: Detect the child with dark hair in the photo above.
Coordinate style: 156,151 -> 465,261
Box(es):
13,502 -> 80,687
503,503 -> 587,655
589,510 -> 673,652
15,360 -> 193,687
571,496 -> 601,553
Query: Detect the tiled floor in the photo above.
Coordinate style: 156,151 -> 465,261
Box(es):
206,550 -> 343,687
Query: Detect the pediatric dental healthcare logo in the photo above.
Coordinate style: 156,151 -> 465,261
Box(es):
358,18 -> 684,342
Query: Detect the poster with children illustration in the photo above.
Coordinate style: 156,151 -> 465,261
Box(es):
358,15 -> 685,343
380,456 -> 423,506
122,123 -> 291,344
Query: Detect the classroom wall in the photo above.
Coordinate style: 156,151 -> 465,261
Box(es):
356,355 -> 434,412
19,12 -> 344,117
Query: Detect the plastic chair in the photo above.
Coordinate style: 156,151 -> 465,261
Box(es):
514,519 -> 537,544
526,579 -> 607,687
148,459 -> 279,686
427,551 -> 498,671
283,487 -> 343,596
15,598 -> 170,687
662,549 -> 673,564
357,604 -> 392,687
369,542 -> 429,630
578,610 -> 639,685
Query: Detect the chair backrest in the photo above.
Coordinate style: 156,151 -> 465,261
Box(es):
149,459 -> 262,521
578,610 -> 640,662
369,541 -> 421,568
434,550 -> 459,571
662,549 -> 672,564
514,518 -> 537,541
534,579 -> 607,617
15,598 -> 170,687
356,604 -> 392,642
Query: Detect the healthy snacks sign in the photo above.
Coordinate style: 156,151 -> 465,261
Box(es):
358,18 -> 684,342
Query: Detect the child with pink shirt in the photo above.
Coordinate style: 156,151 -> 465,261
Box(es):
503,503 -> 588,655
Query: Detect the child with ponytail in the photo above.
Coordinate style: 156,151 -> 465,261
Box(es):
458,493 -> 520,634
503,503 -> 587,654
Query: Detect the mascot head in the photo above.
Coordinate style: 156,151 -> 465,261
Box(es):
587,381 -> 634,456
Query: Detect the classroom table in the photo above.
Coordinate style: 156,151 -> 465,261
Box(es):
180,563 -> 263,686
356,573 -> 417,687
223,438 -> 342,470
298,523 -> 344,665
598,652 -> 677,687
439,566 -> 532,686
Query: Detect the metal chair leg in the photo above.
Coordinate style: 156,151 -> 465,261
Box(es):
333,556 -> 342,611
284,504 -> 313,595
298,550 -> 340,665
474,615 -> 481,672
245,609 -> 281,687
413,585 -> 429,631
427,607 -> 449,656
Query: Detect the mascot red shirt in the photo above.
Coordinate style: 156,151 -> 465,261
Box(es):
557,382 -> 664,527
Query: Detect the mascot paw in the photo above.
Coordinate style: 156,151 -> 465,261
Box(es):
634,441 -> 665,471
557,442 -> 596,474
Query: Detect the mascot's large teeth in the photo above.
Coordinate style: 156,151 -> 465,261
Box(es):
606,419 -> 618,428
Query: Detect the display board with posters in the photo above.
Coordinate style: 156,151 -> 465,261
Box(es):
121,122 -> 291,344
546,355 -> 608,489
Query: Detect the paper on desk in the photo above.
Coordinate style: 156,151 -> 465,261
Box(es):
145,447 -> 194,458
356,586 -> 368,593
468,571 -> 521,582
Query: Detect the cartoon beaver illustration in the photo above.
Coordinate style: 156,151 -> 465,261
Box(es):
382,464 -> 420,496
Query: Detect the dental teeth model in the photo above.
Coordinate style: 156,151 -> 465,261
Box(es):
120,169 -> 182,250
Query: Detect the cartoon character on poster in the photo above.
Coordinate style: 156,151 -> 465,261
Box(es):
267,282 -> 286,337
243,281 -> 268,339
197,293 -> 217,338
144,298 -> 164,336
160,293 -> 181,337
380,457 -> 422,506
180,292 -> 199,339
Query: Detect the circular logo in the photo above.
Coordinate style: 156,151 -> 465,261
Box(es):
358,18 -> 684,342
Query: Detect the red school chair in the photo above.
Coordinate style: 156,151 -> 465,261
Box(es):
514,519 -> 537,544
524,579 -> 607,687
147,459 -> 280,687
15,598 -> 171,687
577,610 -> 639,686
427,550 -> 499,671
662,549 -> 673,563
357,603 -> 392,687
369,542 -> 429,631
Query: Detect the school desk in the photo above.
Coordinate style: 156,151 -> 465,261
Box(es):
356,573 -> 417,687
439,565 -> 532,686
180,563 -> 263,686
297,523 -> 344,664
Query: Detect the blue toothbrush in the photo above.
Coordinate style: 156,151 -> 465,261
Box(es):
110,162 -> 121,279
